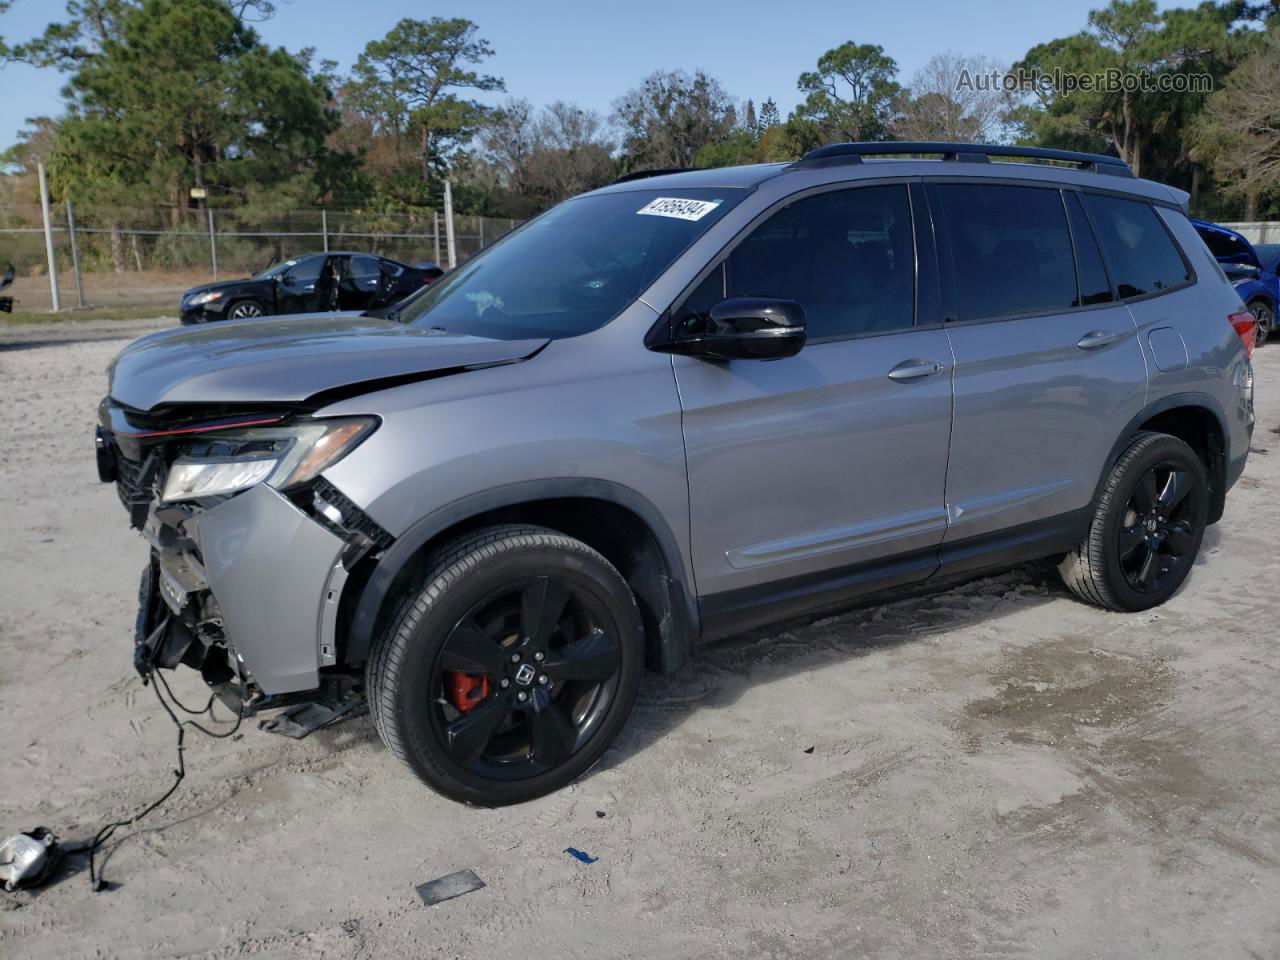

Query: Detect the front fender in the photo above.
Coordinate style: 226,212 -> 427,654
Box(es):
340,478 -> 699,668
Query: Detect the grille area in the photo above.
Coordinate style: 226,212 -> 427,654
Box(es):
115,448 -> 160,527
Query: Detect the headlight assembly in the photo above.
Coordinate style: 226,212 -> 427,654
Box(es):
188,290 -> 223,307
161,417 -> 377,503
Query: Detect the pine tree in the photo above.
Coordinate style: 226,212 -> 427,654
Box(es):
758,97 -> 781,135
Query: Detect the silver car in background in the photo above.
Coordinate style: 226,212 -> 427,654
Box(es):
97,142 -> 1256,805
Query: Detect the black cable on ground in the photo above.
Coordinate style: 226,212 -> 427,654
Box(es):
152,667 -> 216,717
83,669 -> 243,891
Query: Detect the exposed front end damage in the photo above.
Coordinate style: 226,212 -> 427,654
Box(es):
98,400 -> 392,714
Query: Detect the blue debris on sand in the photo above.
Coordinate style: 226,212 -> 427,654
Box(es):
564,847 -> 599,864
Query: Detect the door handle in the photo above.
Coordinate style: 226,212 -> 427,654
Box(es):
1077,330 -> 1120,350
887,359 -> 946,382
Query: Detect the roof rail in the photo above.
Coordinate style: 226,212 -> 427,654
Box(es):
791,142 -> 1134,178
611,167 -> 695,185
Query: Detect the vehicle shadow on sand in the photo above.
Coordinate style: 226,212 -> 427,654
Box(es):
589,524 -> 1221,777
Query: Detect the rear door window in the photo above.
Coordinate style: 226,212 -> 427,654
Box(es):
934,183 -> 1077,321
350,255 -> 382,282
1083,194 -> 1190,299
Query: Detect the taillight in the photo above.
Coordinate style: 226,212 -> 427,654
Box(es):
1229,310 -> 1256,359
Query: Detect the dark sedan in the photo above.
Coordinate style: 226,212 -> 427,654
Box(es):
180,252 -> 444,324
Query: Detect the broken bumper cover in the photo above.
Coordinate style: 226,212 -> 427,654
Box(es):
197,484 -> 348,693
135,484 -> 349,696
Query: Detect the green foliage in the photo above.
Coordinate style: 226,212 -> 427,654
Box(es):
612,69 -> 735,169
349,17 -> 504,189
25,0 -> 346,212
792,42 -> 901,144
1191,28 -> 1280,218
1011,0 -> 1252,184
6,0 -> 1279,225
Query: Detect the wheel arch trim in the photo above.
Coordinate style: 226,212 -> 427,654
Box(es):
342,477 -> 699,670
1099,391 -> 1231,519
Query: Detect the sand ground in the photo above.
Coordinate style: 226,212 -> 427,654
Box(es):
1,318 -> 1278,959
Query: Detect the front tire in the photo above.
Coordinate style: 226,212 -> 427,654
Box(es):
367,525 -> 644,805
227,299 -> 266,320
1059,431 -> 1209,612
1248,298 -> 1274,347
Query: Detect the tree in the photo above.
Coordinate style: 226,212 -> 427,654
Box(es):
1191,29 -> 1280,219
42,0 -> 344,215
611,69 -> 735,169
894,52 -> 1013,142
479,98 -> 613,212
694,128 -> 759,168
757,97 -> 781,135
6,0 -> 277,67
1011,0 -> 1246,178
792,42 -> 901,144
350,18 -> 504,187
0,1 -> 12,57
481,98 -> 537,196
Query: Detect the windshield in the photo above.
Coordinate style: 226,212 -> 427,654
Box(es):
254,257 -> 309,280
396,188 -> 745,339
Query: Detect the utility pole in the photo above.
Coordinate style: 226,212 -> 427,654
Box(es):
443,179 -> 457,269
66,199 -> 85,308
208,209 -> 218,280
37,163 -> 60,312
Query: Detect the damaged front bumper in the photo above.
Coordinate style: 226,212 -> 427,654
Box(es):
134,483 -> 348,696
99,411 -> 391,708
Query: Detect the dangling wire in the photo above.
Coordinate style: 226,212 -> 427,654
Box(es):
85,668 -> 243,890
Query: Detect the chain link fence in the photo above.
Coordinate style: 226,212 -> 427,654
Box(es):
0,202 -> 522,314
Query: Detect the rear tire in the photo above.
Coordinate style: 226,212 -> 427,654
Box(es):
367,524 -> 644,806
1248,298 -> 1274,346
1059,431 -> 1209,612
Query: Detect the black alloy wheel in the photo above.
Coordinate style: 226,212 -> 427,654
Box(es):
228,300 -> 264,320
1116,460 -> 1202,594
1248,299 -> 1274,347
367,525 -> 644,805
1060,431 -> 1209,612
432,577 -> 623,780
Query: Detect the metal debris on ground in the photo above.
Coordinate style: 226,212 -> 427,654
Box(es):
415,869 -> 486,906
0,828 -> 62,892
564,847 -> 599,864
258,698 -> 367,739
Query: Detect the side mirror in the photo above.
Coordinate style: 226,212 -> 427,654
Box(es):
1223,262 -> 1260,282
0,263 -> 13,291
658,297 -> 806,360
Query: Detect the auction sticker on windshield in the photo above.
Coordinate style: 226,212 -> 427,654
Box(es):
636,197 -> 722,221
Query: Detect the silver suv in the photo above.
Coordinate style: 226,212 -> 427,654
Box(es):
98,142 -> 1257,805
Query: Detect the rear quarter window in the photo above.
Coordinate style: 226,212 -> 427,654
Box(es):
1083,194 -> 1190,299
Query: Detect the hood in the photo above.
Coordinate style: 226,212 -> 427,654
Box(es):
108,313 -> 548,411
182,278 -> 254,300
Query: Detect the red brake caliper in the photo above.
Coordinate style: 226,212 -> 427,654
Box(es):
444,672 -> 490,713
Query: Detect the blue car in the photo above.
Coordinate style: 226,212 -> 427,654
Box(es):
1193,219 -> 1278,345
